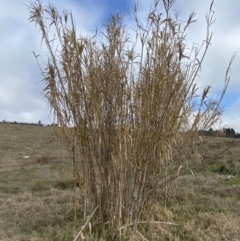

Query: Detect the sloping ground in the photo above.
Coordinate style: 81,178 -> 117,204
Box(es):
0,124 -> 240,240
0,124 -> 75,241
165,173 -> 240,241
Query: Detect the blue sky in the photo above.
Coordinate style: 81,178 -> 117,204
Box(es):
0,0 -> 239,131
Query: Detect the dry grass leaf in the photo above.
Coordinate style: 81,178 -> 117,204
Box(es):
2,0 -> 235,239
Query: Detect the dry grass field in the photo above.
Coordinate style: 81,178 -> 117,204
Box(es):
0,123 -> 240,240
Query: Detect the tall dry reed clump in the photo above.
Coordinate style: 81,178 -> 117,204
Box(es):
27,0 -> 235,239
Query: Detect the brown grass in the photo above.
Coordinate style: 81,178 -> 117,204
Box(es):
24,0 -> 238,239
26,0 -> 238,237
1,124 -> 240,240
0,124 -> 75,241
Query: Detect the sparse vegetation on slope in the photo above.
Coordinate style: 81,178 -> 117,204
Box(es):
1,124 -> 240,240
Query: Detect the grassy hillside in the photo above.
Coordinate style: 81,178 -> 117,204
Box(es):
0,124 -> 240,240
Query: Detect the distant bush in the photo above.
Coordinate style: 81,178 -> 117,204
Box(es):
199,127 -> 240,138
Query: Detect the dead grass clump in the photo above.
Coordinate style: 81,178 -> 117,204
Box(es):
218,159 -> 240,175
168,209 -> 240,241
27,0 -> 236,239
36,156 -> 54,165
197,212 -> 240,241
129,228 -> 171,241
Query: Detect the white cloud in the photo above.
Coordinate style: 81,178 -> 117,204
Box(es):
222,98 -> 240,132
0,0 -> 104,124
0,0 -> 239,128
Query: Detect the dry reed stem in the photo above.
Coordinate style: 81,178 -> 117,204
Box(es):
120,220 -> 180,230
27,0 -> 235,239
73,205 -> 99,241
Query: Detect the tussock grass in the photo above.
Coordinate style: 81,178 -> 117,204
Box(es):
24,0 -> 237,239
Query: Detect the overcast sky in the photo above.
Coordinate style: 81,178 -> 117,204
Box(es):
0,0 -> 239,131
